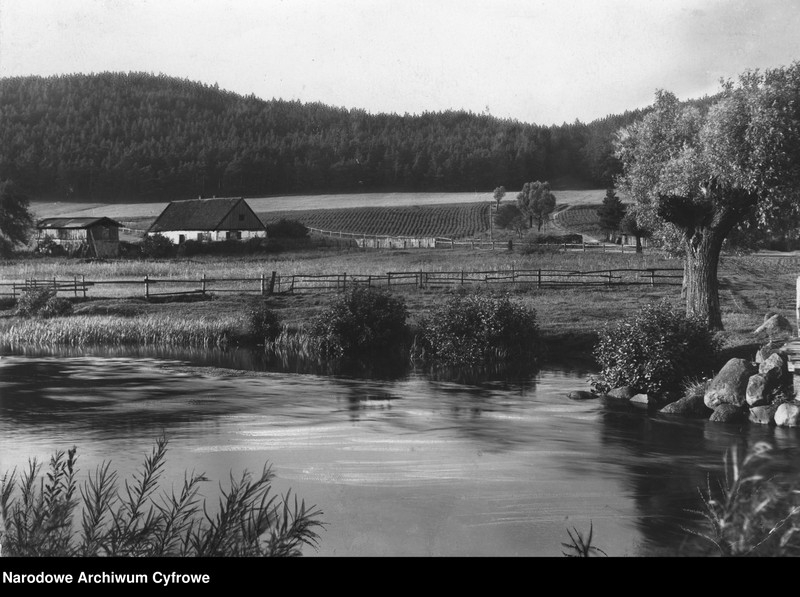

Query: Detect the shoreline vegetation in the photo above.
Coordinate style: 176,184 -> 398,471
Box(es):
1,246 -> 796,364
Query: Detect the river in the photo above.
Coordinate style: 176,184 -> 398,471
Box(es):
1,346 -> 797,557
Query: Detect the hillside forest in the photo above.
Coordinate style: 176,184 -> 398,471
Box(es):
0,72 -> 717,203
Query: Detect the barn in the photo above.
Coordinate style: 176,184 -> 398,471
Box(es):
145,197 -> 267,244
36,217 -> 122,258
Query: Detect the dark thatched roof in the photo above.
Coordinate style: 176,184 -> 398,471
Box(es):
37,217 -> 122,229
147,197 -> 265,233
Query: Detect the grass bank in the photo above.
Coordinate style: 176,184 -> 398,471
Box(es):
1,248 -> 797,362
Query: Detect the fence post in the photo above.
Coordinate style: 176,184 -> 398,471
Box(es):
511,265 -> 516,285
260,273 -> 265,296
144,275 -> 149,299
82,275 -> 86,298
53,276 -> 57,294
538,269 -> 542,288
74,275 -> 78,297
650,270 -> 655,287
202,273 -> 206,295
608,270 -> 613,285
343,272 -> 347,292
583,242 -> 586,252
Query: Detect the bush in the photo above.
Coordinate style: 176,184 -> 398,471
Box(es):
418,293 -> 540,366
35,236 -> 66,256
266,219 -> 309,239
0,437 -> 325,557
309,286 -> 409,358
141,233 -> 175,258
15,287 -> 72,318
248,301 -> 282,343
591,300 -> 718,395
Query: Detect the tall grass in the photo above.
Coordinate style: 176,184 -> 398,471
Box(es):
689,442 -> 800,557
0,437 -> 325,557
0,313 -> 242,347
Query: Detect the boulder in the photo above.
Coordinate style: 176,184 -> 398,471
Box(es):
704,358 -> 756,409
630,393 -> 661,407
759,352 -> 787,388
749,403 -> 780,425
709,404 -> 747,423
567,390 -> 597,400
754,313 -> 794,342
746,374 -> 770,407
606,386 -> 635,401
659,394 -> 712,418
774,402 -> 800,427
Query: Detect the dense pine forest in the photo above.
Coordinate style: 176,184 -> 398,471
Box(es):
0,72 -> 706,202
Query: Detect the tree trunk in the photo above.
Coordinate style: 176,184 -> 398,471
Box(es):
635,234 -> 642,253
683,226 -> 727,330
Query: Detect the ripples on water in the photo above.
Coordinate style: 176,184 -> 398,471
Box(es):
2,345 -> 800,556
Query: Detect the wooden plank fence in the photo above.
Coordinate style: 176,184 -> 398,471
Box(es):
306,226 -> 642,253
0,267 -> 683,300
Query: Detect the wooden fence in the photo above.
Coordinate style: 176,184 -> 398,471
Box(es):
306,226 -> 642,253
0,267 -> 683,300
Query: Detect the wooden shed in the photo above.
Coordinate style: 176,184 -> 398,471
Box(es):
36,217 -> 122,258
145,197 -> 267,244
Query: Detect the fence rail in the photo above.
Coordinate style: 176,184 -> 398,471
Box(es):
306,226 -> 643,253
0,267 -> 683,300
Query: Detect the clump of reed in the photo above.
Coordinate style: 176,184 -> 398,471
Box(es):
0,437 -> 325,557
688,442 -> 800,556
0,313 -> 241,348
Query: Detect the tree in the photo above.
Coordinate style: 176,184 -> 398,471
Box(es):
614,63 -> 800,330
620,209 -> 648,254
596,188 -> 627,241
494,203 -> 528,238
517,181 -> 556,231
492,185 -> 506,208
0,180 -> 34,256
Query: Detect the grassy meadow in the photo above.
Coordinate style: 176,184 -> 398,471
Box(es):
7,190 -> 797,362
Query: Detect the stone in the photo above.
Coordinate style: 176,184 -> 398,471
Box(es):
754,313 -> 794,342
704,358 -> 756,409
759,353 -> 787,388
659,394 -> 712,418
567,390 -> 597,400
746,374 -> 770,407
749,404 -> 780,425
606,386 -> 635,400
774,402 -> 800,427
630,393 -> 661,407
709,404 -> 747,423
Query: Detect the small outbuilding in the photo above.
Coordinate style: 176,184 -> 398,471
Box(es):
36,217 -> 122,258
145,197 -> 267,244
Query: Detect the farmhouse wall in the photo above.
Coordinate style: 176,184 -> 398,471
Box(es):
153,230 -> 267,244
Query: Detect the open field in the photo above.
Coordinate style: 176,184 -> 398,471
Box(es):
2,247 -> 797,361
29,189 -> 606,222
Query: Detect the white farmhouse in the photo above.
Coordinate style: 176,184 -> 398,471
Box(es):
145,196 -> 267,244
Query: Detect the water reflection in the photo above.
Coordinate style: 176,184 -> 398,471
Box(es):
2,347 -> 800,556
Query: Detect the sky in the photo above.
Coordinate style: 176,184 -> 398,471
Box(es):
1,0 -> 799,125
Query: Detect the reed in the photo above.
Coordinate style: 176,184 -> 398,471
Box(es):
0,437 -> 325,557
0,313 -> 242,348
688,442 -> 800,556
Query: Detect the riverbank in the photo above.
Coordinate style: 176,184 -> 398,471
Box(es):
1,249 -> 797,366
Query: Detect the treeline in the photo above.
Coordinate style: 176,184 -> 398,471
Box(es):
0,72 -> 711,202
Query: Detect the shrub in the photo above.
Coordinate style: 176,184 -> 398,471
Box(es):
591,300 -> 718,395
248,301 -> 282,343
266,219 -> 309,239
141,233 -> 174,258
14,287 -> 72,318
35,236 -> 66,256
418,293 -> 539,366
309,286 -> 409,358
0,437 -> 325,557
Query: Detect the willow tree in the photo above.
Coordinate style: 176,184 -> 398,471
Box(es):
517,181 -> 556,231
614,64 -> 800,329
0,180 -> 34,256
